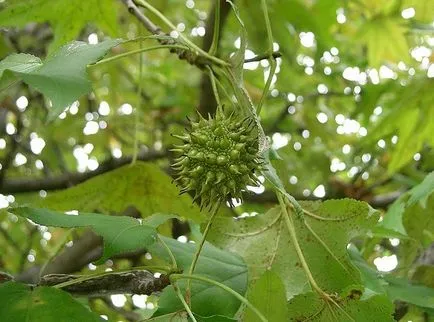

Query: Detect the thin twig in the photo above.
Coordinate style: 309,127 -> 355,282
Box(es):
122,0 -> 163,35
173,283 -> 197,322
185,202 -> 220,304
244,51 -> 282,63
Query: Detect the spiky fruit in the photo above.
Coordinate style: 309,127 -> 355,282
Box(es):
171,109 -> 263,208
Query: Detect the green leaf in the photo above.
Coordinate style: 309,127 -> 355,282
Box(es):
0,282 -> 101,322
381,198 -> 407,235
149,237 -> 248,318
240,0 -> 337,55
244,270 -> 288,322
380,171 -> 434,235
364,79 -> 434,174
0,39 -> 121,121
398,194 -> 434,269
37,162 -> 204,223
413,265 -> 434,288
146,311 -> 188,321
403,0 -> 434,22
287,292 -> 394,321
385,275 -> 434,309
208,199 -> 380,303
227,1 -> 247,85
349,246 -> 434,309
143,214 -> 181,229
0,0 -> 118,52
407,172 -> 434,207
9,206 -> 157,263
196,315 -> 237,322
360,17 -> 410,67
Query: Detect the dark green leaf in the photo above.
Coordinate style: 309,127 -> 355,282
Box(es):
9,206 -> 157,263
149,237 -> 248,318
0,282 -> 101,322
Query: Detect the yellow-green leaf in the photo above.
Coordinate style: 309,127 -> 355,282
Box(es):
37,162 -> 204,223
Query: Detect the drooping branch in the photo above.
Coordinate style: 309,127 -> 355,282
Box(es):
39,270 -> 170,297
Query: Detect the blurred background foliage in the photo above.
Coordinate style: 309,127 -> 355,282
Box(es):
0,0 -> 433,320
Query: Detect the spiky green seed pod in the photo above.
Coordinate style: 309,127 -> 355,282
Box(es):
171,108 -> 263,209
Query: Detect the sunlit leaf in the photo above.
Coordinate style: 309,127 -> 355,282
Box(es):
360,17 -> 410,67
0,39 -> 121,121
37,162 -> 204,223
403,0 -> 434,22
0,0 -> 118,52
208,199 -> 380,304
364,79 -> 434,174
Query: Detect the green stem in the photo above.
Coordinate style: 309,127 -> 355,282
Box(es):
257,0 -> 276,115
261,0 -> 274,54
276,193 -> 324,295
277,193 -> 353,321
173,282 -> 198,322
89,45 -> 189,68
171,273 -> 268,322
158,236 -> 178,269
208,0 -> 221,56
206,66 -> 221,107
132,34 -> 144,164
257,57 -> 276,115
213,69 -> 235,107
186,202 -> 220,303
188,202 -> 220,275
134,0 -> 229,67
